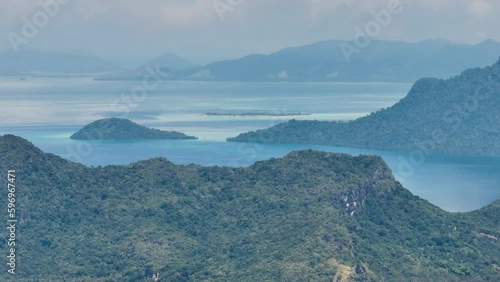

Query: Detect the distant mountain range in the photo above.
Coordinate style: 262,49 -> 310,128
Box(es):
0,135 -> 498,281
97,39 -> 500,82
229,58 -> 500,155
95,52 -> 198,80
4,39 -> 500,82
147,52 -> 198,69
0,50 -> 121,75
186,39 -> 500,82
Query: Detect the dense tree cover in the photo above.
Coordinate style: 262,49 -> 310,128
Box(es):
229,58 -> 500,155
70,118 -> 197,140
0,135 -> 498,281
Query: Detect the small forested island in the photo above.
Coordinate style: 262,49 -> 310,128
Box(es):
0,134 -> 498,281
229,58 -> 500,155
70,118 -> 197,140
202,112 -> 311,117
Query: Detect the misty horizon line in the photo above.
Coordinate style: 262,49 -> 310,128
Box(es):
1,37 -> 498,68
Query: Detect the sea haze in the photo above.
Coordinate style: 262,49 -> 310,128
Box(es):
1,77 -> 499,212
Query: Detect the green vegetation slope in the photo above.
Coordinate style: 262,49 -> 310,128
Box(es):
0,135 -> 498,281
229,58 -> 500,155
70,118 -> 197,140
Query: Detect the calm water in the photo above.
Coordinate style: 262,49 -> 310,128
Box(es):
1,77 -> 499,212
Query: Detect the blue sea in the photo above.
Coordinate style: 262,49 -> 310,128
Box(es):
1,76 -> 499,212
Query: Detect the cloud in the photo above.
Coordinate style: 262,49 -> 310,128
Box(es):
1,0 -> 500,59
74,1 -> 117,19
70,0 -> 218,28
305,0 -> 348,17
419,0 -> 455,11
0,1 -> 39,27
161,0 -> 216,27
466,0 -> 493,16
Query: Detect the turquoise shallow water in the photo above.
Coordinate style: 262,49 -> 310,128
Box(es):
1,77 -> 499,212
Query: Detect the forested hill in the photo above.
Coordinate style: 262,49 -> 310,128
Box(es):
229,58 -> 500,155
70,118 -> 197,140
0,135 -> 498,281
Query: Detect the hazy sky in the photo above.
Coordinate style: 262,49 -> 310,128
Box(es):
1,0 -> 499,64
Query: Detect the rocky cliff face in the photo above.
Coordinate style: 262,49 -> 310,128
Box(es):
338,167 -> 389,216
